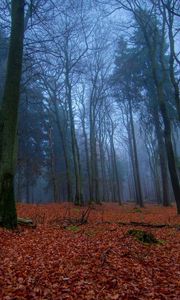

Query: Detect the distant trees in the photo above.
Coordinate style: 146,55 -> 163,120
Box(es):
75,26 -> 124,204
111,38 -> 144,207
39,72 -> 74,203
33,3 -> 125,205
0,0 -> 179,222
135,6 -> 180,213
17,87 -> 48,203
111,33 -> 171,207
110,0 -> 180,213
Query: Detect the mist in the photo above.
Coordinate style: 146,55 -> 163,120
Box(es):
0,0 -> 180,220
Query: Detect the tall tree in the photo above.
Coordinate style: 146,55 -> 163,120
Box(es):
0,0 -> 25,228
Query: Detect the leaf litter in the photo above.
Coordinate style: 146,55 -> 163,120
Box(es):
0,203 -> 180,299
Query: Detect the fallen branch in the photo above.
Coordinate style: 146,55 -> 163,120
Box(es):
50,205 -> 92,228
100,247 -> 112,266
79,206 -> 91,225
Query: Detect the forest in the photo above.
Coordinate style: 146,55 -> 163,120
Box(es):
0,0 -> 180,299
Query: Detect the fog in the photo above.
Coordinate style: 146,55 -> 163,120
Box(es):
0,0 -> 180,213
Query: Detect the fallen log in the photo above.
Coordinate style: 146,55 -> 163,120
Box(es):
0,217 -> 36,228
17,217 -> 35,227
117,221 -> 180,229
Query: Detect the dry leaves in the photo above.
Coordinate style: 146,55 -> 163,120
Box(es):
0,203 -> 180,299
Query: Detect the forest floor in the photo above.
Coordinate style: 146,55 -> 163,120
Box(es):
0,203 -> 180,300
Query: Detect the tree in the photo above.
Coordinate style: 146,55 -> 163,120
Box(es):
0,0 -> 25,228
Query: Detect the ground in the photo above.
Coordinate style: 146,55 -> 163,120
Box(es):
0,203 -> 180,300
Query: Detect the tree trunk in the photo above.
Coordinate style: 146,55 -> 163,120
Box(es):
81,113 -> 92,203
129,98 -> 143,207
110,134 -> 122,205
106,144 -> 114,202
127,123 -> 139,202
152,107 -> 170,206
48,125 -> 59,203
145,138 -> 162,204
26,158 -> 30,204
99,139 -> 107,202
54,102 -> 73,202
90,109 -> 100,204
158,85 -> 180,213
65,69 -> 83,205
0,0 -> 25,228
94,141 -> 100,204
